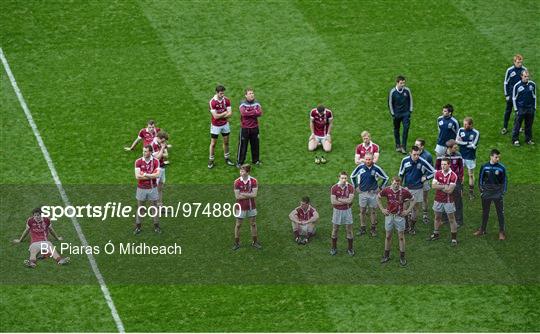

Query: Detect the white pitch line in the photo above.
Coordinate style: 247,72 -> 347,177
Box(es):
0,47 -> 125,333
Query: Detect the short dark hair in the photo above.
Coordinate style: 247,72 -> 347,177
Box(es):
240,164 -> 251,173
32,207 -> 42,215
392,176 -> 401,183
443,104 -> 454,113
317,104 -> 325,113
396,75 -> 406,82
144,144 -> 153,151
441,157 -> 450,164
157,131 -> 169,140
215,85 -> 226,93
147,120 -> 155,125
301,196 -> 310,204
446,139 -> 457,147
339,171 -> 348,177
490,149 -> 501,156
415,138 -> 426,147
245,87 -> 254,94
411,145 -> 420,152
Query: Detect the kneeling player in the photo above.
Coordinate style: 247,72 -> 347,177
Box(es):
428,158 -> 459,245
377,177 -> 414,266
308,104 -> 333,153
330,171 -> 355,256
233,164 -> 261,250
12,208 -> 70,268
289,196 -> 319,244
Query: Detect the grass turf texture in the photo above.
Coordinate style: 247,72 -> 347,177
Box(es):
1,0 -> 539,332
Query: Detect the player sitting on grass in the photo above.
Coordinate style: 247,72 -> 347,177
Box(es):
288,196 -> 319,245
12,207 -> 70,268
377,176 -> 414,266
309,104 -> 333,164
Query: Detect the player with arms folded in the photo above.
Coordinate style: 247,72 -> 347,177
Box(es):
208,85 -> 234,169
233,164 -> 261,250
288,196 -> 319,245
428,158 -> 459,246
134,145 -> 161,234
151,131 -> 169,208
330,171 -> 356,256
12,208 -> 70,268
377,176 -> 414,266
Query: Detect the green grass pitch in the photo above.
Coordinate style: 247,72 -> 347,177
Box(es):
1,0 -> 539,332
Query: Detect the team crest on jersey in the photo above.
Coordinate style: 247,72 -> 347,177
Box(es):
416,163 -> 421,169
469,134 -> 474,140
518,86 -> 524,92
495,170 -> 500,175
530,86 -> 534,91
510,71 -> 516,77
448,123 -> 453,129
404,162 -> 411,168
460,132 -> 465,137
439,121 -> 444,125
371,170 -> 376,176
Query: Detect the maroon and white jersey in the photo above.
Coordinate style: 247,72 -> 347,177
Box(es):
138,127 -> 161,147
234,176 -> 258,210
239,100 -> 263,128
355,142 -> 380,159
379,187 -> 412,215
331,183 -> 354,210
310,108 -> 333,137
150,138 -> 166,167
135,157 -> 160,189
293,205 -> 317,222
27,216 -> 51,244
209,95 -> 231,127
434,169 -> 458,203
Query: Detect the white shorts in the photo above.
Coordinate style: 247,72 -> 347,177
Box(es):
157,168 -> 166,184
136,187 -> 159,201
384,214 -> 406,232
464,159 -> 476,170
310,134 -> 328,144
359,191 -> 378,208
433,201 -> 456,214
210,123 -> 231,136
29,241 -> 54,256
408,188 -> 424,203
332,208 -> 353,225
435,144 -> 447,157
236,209 -> 257,219
291,221 -> 317,235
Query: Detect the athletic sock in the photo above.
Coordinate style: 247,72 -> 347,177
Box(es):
209,155 -> 215,161
224,152 -> 230,159
384,250 -> 390,258
235,237 -> 240,244
347,238 -> 353,250
307,232 -> 313,241
252,236 -> 258,243
294,230 -> 299,239
400,251 -> 405,259
451,232 -> 457,240
331,237 -> 337,249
